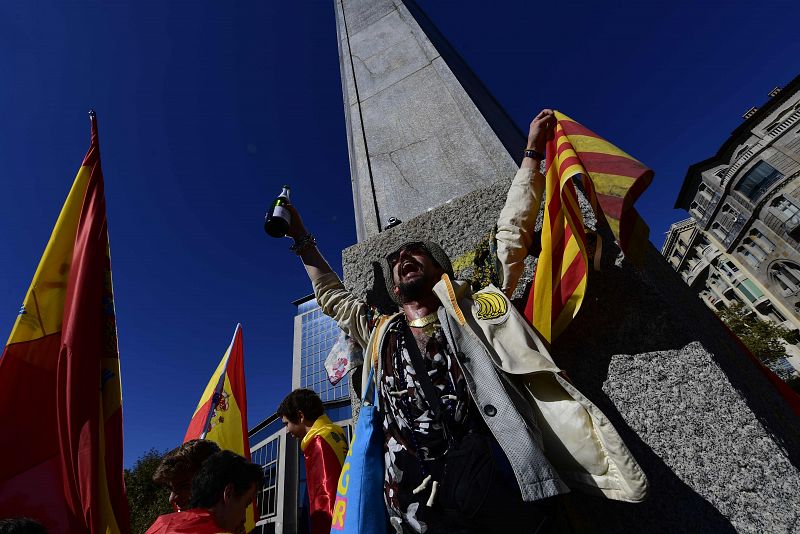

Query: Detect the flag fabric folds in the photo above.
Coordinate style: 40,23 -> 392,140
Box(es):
0,113 -> 130,533
183,323 -> 255,531
527,111 -> 653,342
300,415 -> 348,533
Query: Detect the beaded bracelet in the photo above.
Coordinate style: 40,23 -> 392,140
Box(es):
290,234 -> 317,255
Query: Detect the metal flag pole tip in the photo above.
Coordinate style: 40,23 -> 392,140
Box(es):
88,109 -> 96,119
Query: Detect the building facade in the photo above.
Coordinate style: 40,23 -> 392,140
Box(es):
664,74 -> 800,376
248,295 -> 353,534
292,296 -> 350,401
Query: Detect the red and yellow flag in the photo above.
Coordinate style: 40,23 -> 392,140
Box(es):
0,112 -> 130,533
183,324 -> 255,531
527,111 -> 653,342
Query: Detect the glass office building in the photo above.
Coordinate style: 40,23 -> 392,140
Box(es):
249,295 -> 353,534
296,297 -> 350,401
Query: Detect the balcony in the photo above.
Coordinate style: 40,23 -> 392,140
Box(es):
722,219 -> 745,249
722,286 -> 737,301
698,192 -> 722,226
700,291 -> 723,311
702,245 -> 720,262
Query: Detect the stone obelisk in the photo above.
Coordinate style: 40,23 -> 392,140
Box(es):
334,0 -> 524,241
333,0 -> 800,531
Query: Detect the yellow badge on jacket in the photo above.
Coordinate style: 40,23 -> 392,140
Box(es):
474,291 -> 509,321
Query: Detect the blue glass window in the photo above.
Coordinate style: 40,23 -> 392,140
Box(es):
296,299 -> 350,401
252,437 -> 280,519
735,161 -> 784,201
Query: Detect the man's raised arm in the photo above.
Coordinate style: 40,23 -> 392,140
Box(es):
496,109 -> 555,297
285,204 -> 336,282
284,204 -> 371,349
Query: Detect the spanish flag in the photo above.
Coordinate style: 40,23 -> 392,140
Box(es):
183,324 -> 255,531
0,112 -> 130,533
528,111 -> 653,342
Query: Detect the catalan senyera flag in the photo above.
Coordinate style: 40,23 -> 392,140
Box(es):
183,323 -> 255,531
0,112 -> 130,533
527,111 -> 653,342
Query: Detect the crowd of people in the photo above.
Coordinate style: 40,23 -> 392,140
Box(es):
140,386 -> 347,534
144,387 -> 348,533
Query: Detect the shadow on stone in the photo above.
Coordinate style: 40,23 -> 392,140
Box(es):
561,404 -> 738,534
366,261 -> 399,315
543,245 -> 800,531
550,245 -> 800,471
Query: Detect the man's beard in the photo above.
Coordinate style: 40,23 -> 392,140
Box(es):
395,276 -> 431,303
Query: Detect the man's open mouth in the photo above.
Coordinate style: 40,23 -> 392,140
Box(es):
400,259 -> 422,276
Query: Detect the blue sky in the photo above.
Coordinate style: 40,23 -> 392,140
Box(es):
1,0 -> 798,467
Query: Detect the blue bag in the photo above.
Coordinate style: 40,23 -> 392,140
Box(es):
331,367 -> 387,533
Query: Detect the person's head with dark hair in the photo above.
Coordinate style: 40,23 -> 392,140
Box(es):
277,388 -> 325,440
187,450 -> 263,532
152,439 -> 221,511
0,517 -> 47,534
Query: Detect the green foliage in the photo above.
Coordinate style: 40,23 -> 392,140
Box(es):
124,448 -> 172,534
716,302 -> 797,364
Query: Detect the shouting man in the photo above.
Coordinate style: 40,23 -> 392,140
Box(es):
282,110 -> 648,533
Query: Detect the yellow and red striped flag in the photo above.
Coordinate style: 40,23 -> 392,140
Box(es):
526,111 -> 653,342
0,112 -> 130,533
183,323 -> 256,531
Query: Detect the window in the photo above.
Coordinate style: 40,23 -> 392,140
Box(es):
737,246 -> 759,268
771,197 -> 800,239
711,222 -> 726,241
771,196 -> 800,221
718,261 -> 739,279
253,438 -> 281,519
744,228 -> 775,259
734,161 -> 784,200
736,278 -> 764,303
769,261 -> 800,297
